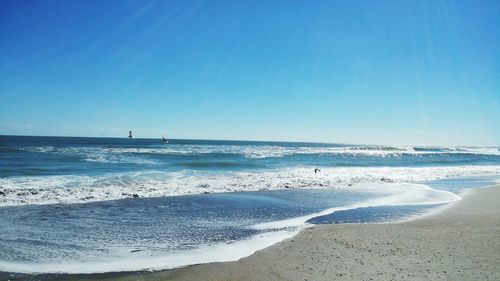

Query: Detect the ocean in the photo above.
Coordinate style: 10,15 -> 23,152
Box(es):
0,135 -> 499,274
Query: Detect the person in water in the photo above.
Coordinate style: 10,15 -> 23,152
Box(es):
314,168 -> 321,174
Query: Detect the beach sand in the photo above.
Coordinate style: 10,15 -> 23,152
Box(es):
4,185 -> 500,281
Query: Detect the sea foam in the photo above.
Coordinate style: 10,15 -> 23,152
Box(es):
0,182 -> 459,274
0,165 -> 498,207
0,229 -> 297,274
251,182 -> 459,230
19,144 -> 500,161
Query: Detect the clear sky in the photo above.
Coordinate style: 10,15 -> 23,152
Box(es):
0,0 -> 498,146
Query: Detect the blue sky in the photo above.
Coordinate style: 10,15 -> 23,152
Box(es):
0,0 -> 498,146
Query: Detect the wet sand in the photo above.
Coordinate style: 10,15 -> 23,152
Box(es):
3,185 -> 499,281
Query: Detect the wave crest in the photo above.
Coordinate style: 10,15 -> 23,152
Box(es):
1,165 -> 499,207
18,144 -> 500,161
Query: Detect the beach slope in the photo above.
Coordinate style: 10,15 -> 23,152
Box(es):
7,185 -> 500,281
121,185 -> 500,281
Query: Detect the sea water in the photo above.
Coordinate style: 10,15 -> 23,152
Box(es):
0,136 -> 499,273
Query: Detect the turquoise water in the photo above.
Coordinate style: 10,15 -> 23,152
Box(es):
0,135 -> 499,274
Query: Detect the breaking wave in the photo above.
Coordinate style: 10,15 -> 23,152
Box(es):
16,144 -> 500,161
1,165 -> 499,207
0,182 -> 459,274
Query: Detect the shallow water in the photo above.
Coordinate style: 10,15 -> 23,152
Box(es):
0,136 -> 499,273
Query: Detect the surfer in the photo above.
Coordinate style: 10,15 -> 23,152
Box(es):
314,168 -> 321,174
162,136 -> 168,143
128,131 -> 134,139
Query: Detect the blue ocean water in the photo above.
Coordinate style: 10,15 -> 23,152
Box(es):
0,135 -> 499,274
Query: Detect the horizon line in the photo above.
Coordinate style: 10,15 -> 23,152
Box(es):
0,133 -> 498,148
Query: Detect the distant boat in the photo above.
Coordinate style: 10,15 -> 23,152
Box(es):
128,131 -> 134,139
162,136 -> 168,144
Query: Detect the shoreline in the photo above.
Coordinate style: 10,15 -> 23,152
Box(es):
2,184 -> 499,281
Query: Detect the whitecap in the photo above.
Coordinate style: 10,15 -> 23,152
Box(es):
0,165 -> 499,207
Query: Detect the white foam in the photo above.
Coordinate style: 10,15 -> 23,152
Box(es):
0,229 -> 297,274
0,182 -> 461,274
20,144 -> 500,160
0,165 -> 499,207
251,183 -> 460,230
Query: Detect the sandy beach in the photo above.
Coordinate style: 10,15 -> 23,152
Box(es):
3,0 -> 499,279
7,184 -> 498,281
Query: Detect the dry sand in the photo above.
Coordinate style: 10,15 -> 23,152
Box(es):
5,185 -> 500,281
